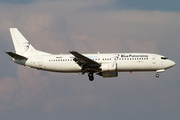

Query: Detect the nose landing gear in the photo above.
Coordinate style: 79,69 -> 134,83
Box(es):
155,69 -> 165,78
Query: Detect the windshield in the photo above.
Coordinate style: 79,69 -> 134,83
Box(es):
161,57 -> 168,60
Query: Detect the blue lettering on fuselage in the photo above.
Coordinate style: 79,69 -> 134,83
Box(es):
121,54 -> 148,57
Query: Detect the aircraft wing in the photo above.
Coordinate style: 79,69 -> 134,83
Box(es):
69,51 -> 101,68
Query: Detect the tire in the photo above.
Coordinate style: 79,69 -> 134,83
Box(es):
89,76 -> 94,81
156,74 -> 159,78
88,73 -> 93,77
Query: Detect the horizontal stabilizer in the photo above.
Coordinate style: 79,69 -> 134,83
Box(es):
6,51 -> 28,60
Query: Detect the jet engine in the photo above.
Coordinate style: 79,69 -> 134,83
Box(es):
98,63 -> 118,77
100,63 -> 117,71
97,71 -> 118,78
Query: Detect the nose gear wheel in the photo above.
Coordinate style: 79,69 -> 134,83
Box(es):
156,73 -> 159,78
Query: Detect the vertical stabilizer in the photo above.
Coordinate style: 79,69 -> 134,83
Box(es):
10,28 -> 37,56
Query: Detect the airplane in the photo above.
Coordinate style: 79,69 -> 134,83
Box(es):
6,28 -> 176,81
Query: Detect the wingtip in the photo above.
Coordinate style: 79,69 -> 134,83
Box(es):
5,51 -> 10,54
69,51 -> 76,53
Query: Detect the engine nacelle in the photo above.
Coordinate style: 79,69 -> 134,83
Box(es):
97,71 -> 118,78
100,63 -> 117,71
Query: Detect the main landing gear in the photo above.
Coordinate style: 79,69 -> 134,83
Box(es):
156,73 -> 159,78
88,71 -> 94,81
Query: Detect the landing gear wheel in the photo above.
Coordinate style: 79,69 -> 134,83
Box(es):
88,72 -> 93,77
89,76 -> 94,81
156,73 -> 159,78
88,71 -> 94,81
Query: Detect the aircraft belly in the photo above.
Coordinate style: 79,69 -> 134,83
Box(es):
60,65 -> 81,72
44,62 -> 81,72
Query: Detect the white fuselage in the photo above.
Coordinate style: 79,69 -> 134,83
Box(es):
14,53 -> 175,73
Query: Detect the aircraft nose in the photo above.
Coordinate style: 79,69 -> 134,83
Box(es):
170,60 -> 176,67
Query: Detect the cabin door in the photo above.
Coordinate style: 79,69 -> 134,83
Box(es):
38,58 -> 43,66
152,56 -> 156,64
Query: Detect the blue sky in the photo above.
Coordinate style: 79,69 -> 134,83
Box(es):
0,0 -> 180,120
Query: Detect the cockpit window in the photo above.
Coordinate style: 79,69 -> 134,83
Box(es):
161,57 -> 168,60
